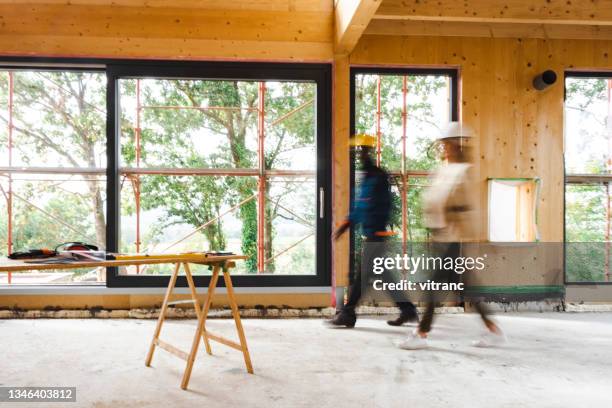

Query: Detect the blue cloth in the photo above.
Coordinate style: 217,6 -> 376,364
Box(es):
348,166 -> 392,238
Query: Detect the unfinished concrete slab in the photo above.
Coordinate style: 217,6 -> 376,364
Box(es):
1,313 -> 611,408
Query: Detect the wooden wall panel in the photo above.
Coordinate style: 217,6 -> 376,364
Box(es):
347,35 -> 612,288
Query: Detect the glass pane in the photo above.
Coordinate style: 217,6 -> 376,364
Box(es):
405,76 -> 451,170
119,174 -> 258,275
565,77 -> 612,175
264,81 -> 316,171
406,177 -> 430,242
565,184 -> 607,243
565,184 -> 608,282
354,74 -> 451,172
0,71 -> 107,168
119,79 -> 258,169
264,177 -> 316,275
0,174 -> 107,284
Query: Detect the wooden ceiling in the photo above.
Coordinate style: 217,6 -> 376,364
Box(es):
364,0 -> 612,40
2,1 -> 612,60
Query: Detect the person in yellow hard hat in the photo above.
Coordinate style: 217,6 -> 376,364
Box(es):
327,134 -> 418,328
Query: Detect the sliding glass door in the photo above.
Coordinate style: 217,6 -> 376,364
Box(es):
106,62 -> 331,287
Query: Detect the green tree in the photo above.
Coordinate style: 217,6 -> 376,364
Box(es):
120,79 -> 316,273
0,71 -> 107,252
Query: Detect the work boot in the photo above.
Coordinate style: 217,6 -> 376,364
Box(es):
387,312 -> 419,326
325,310 -> 356,328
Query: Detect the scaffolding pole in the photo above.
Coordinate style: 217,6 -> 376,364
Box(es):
257,82 -> 266,273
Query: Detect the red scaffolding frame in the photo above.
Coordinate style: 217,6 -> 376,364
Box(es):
121,79 -> 314,276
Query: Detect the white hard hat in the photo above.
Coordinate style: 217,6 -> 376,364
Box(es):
427,121 -> 474,159
437,121 -> 474,140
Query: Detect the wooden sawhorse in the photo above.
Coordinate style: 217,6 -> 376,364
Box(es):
144,257 -> 253,390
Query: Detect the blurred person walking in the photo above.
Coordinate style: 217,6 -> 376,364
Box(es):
327,134 -> 418,328
398,122 -> 505,349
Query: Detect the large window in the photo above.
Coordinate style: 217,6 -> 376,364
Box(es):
350,68 -> 457,266
565,72 -> 612,283
0,61 -> 331,287
0,68 -> 107,285
107,63 -> 331,287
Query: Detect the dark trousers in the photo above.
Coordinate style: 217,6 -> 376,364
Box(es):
419,242 -> 492,333
343,237 -> 417,317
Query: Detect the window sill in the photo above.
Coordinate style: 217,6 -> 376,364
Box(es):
0,285 -> 332,295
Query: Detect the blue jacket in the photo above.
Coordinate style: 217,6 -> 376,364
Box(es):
349,166 -> 392,238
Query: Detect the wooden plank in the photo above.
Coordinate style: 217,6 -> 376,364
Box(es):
145,262 -> 180,367
155,338 -> 189,361
181,265 -> 221,390
206,331 -> 242,350
335,0 -> 382,55
166,299 -> 196,306
0,254 -> 246,273
0,0 -> 333,12
183,262 -> 212,355
0,5 -> 332,43
222,266 -> 254,374
0,35 -> 334,61
376,0 -> 612,25
365,19 -> 612,41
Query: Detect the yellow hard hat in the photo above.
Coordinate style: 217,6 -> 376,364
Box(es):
350,134 -> 377,148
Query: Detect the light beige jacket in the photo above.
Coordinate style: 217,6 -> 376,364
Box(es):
422,163 -> 478,243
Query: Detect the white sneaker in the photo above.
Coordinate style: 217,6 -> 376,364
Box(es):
397,330 -> 428,350
472,329 -> 507,348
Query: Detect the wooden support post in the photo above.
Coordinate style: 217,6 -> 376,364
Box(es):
181,264 -> 221,390
183,262 -> 212,355
145,262 -> 181,367
222,264 -> 254,374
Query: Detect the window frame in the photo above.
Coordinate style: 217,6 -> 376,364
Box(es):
349,66 -> 459,281
0,57 -> 332,288
564,70 -> 612,285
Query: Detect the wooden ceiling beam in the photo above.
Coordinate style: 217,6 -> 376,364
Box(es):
0,0 -> 333,12
0,4 -> 332,43
335,0 -> 382,55
365,19 -> 612,40
376,0 -> 612,25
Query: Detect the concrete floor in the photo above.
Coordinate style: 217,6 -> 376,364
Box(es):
1,313 -> 611,408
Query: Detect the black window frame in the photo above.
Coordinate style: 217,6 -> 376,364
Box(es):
0,57 -> 332,288
564,70 -> 612,285
349,66 -> 459,281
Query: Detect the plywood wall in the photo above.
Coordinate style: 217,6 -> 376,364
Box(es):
340,35 -> 612,289
350,35 -> 612,242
